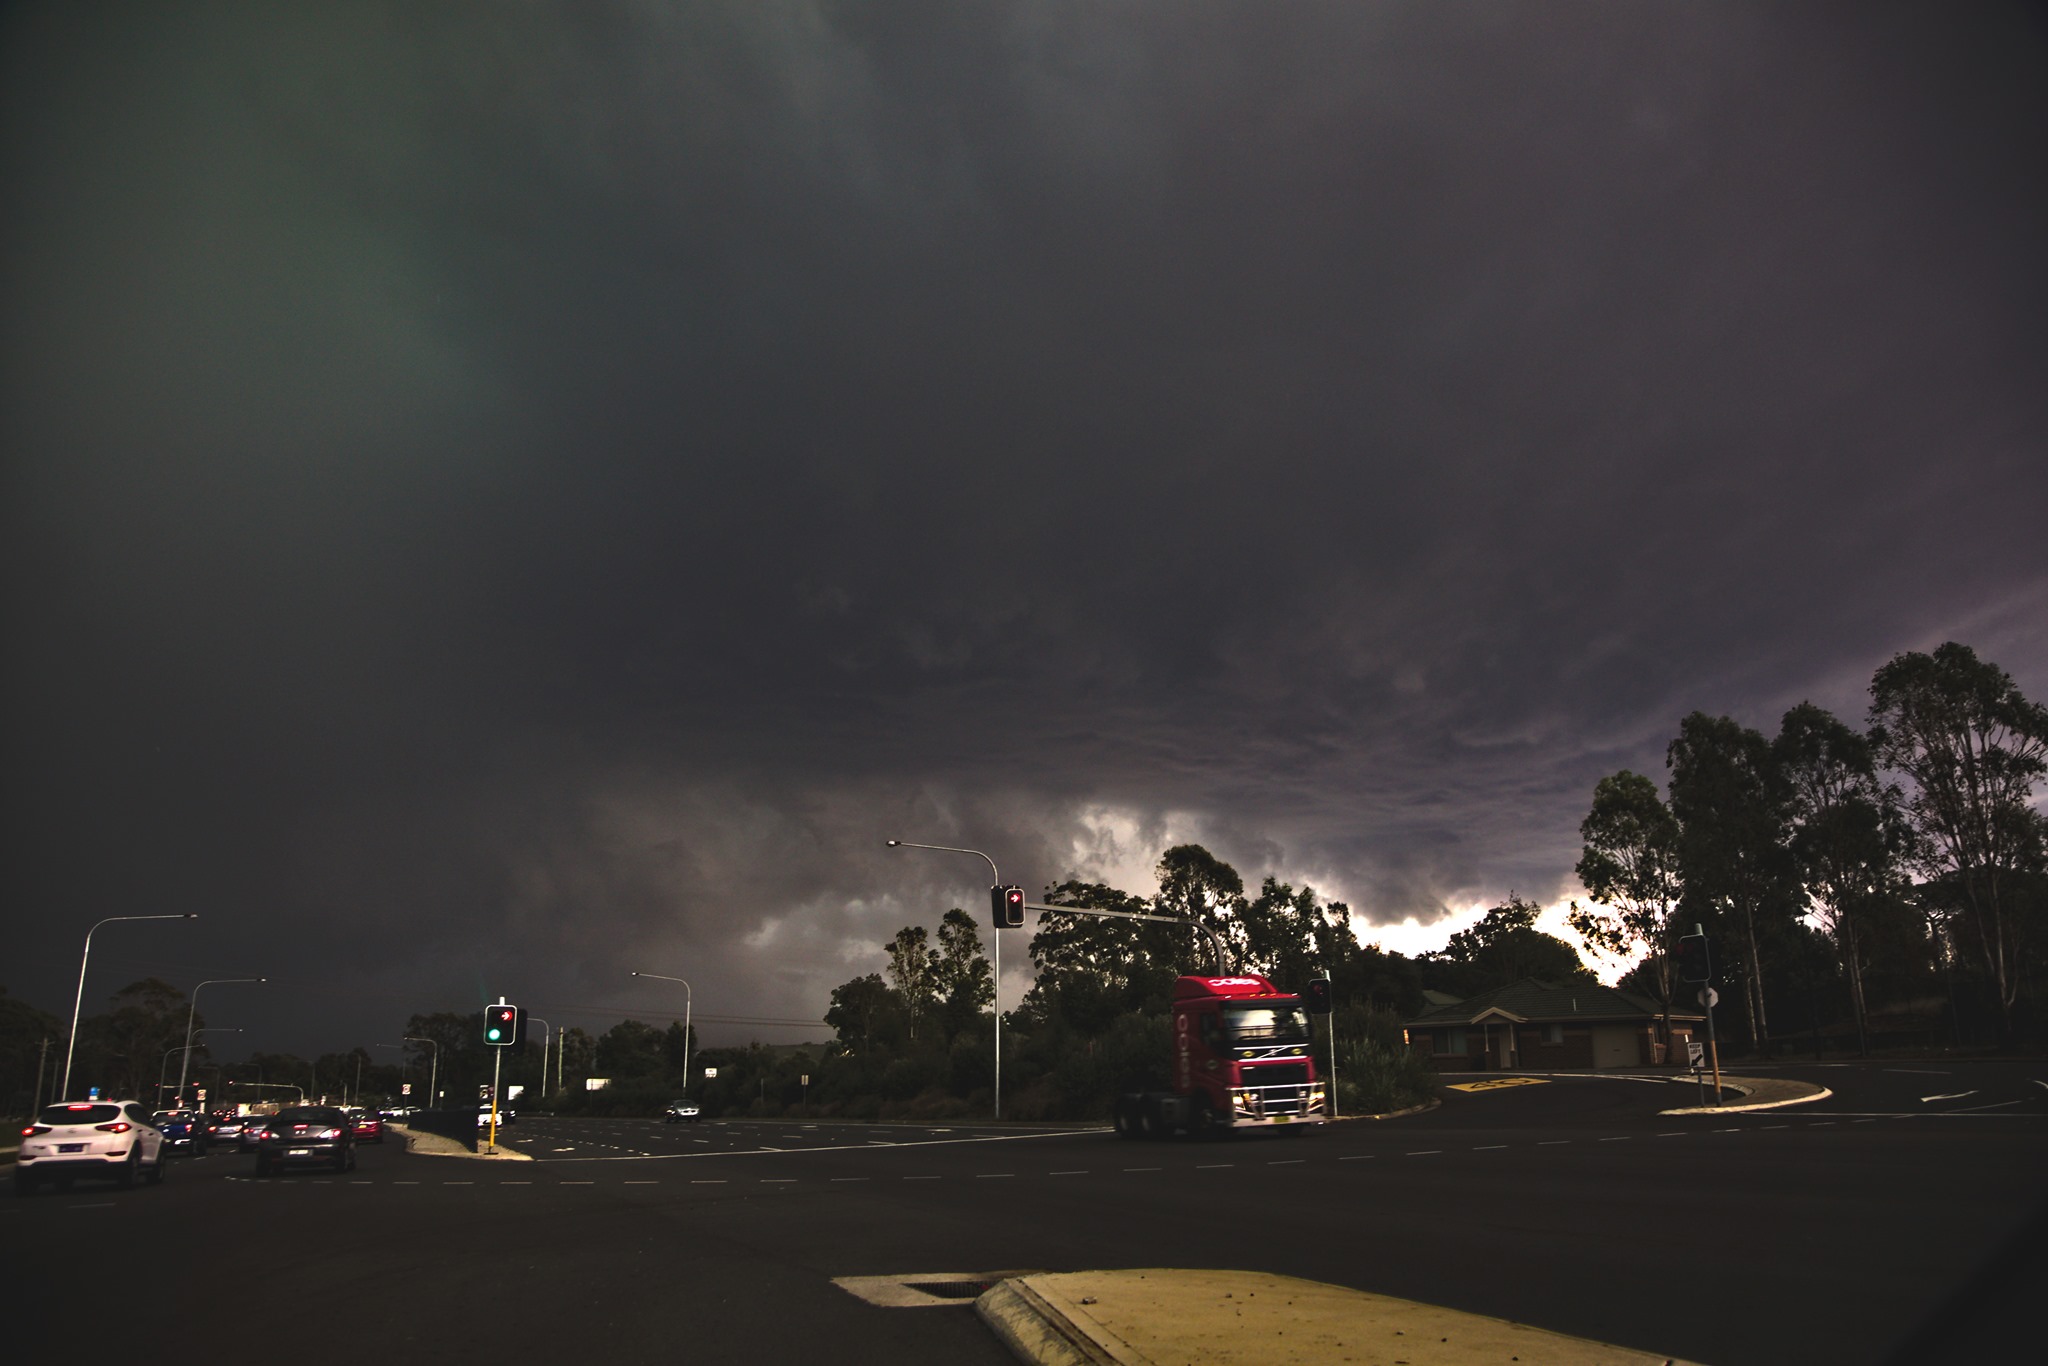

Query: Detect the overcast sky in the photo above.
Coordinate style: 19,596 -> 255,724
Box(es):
5,2 -> 2044,1059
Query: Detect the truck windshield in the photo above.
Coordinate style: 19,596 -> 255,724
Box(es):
1222,1002 -> 1310,1045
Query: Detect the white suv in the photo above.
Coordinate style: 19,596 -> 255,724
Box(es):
16,1100 -> 167,1195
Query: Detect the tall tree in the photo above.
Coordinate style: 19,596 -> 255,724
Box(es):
825,973 -> 901,1055
1668,712 -> 1799,1053
932,908 -> 994,1044
1427,895 -> 1594,994
1025,880 -> 1179,1035
1153,844 -> 1246,975
884,925 -> 938,1042
1774,702 -> 1901,1054
1869,643 -> 2048,1045
1570,769 -> 1683,1044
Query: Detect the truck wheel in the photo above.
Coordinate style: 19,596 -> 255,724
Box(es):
1139,1098 -> 1168,1140
1112,1097 -> 1140,1140
1187,1101 -> 1220,1140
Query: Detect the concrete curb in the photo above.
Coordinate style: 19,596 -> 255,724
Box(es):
976,1269 -> 1707,1366
390,1123 -> 532,1161
1659,1084 -> 1833,1116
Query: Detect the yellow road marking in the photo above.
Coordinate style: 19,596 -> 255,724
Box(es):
1446,1077 -> 1552,1092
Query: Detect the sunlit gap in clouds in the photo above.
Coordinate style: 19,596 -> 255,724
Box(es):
1364,898 -> 1632,987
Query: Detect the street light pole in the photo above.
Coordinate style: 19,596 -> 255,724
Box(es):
403,1036 -> 440,1108
176,977 -> 264,1110
630,974 -> 692,1096
62,913 -> 199,1101
156,1030 -> 239,1102
885,839 -> 1006,1121
528,1017 -> 552,1104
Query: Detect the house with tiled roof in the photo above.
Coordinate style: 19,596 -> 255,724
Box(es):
1404,978 -> 1704,1071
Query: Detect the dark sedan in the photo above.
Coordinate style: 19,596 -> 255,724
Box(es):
252,1106 -> 357,1176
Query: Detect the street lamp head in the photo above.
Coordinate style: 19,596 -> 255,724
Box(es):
183,913 -> 199,919
885,839 -> 900,847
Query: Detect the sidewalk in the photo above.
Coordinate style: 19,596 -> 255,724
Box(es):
978,1269 -> 1705,1366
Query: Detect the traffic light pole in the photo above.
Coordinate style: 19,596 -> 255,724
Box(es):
885,841 -> 1006,1121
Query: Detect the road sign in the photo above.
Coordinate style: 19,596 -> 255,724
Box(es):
801,1074 -> 810,1086
1687,1041 -> 1705,1069
704,1067 -> 718,1078
1698,987 -> 1719,1008
401,1082 -> 412,1095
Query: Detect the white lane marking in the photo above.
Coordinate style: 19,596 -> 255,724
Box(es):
503,1181 -> 531,1185
1049,1170 -> 1089,1176
393,1181 -> 420,1186
1197,1163 -> 1233,1170
830,1177 -> 869,1182
625,1180 -> 658,1185
529,1126 -> 1106,1165
1884,1068 -> 1950,1075
1952,1098 -> 2028,1113
975,1173 -> 1014,1179
1123,1167 -> 1160,1173
1921,1091 -> 1978,1103
1472,1145 -> 1507,1150
1761,1125 -> 1788,1131
1599,1136 -> 1631,1142
903,1175 -> 939,1181
68,1202 -> 116,1209
1407,1150 -> 1441,1156
443,1181 -> 473,1185
1338,1155 -> 1373,1161
691,1179 -> 725,1185
1657,1133 -> 1686,1138
1538,1140 -> 1570,1146
761,1179 -> 795,1184
560,1180 -> 594,1185
1269,1159 -> 1305,1166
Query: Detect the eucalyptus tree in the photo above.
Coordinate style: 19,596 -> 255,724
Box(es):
1869,643 -> 2048,1046
1668,712 -> 1799,1052
932,907 -> 995,1044
1570,769 -> 1683,1042
1774,702 -> 1900,1053
884,924 -> 938,1041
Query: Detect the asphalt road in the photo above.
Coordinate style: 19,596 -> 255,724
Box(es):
9,1058 -> 2042,1364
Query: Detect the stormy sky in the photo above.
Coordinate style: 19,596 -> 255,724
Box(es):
5,2 -> 2044,1058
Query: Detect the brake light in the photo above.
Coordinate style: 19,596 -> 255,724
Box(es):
24,1125 -> 51,1136
95,1122 -> 133,1133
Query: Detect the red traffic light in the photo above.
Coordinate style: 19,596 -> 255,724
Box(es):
991,885 -> 1026,929
483,1004 -> 524,1047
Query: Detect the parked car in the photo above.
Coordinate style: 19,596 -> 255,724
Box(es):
151,1109 -> 211,1156
16,1100 -> 167,1194
663,1101 -> 701,1123
476,1103 -> 518,1128
252,1106 -> 356,1176
346,1109 -> 384,1143
209,1114 -> 250,1144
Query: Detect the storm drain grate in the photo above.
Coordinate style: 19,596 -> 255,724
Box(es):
833,1271 -> 1039,1308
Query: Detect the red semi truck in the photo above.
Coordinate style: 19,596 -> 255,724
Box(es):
1112,973 -> 1328,1138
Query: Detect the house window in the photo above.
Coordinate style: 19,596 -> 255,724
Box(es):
1543,1023 -> 1563,1045
1446,1029 -> 1467,1054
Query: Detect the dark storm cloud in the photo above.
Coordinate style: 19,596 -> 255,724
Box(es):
5,3 -> 2044,1052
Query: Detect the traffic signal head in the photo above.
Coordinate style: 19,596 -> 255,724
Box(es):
991,884 -> 1026,929
1303,977 -> 1333,1015
1673,934 -> 1711,984
483,1004 -> 524,1048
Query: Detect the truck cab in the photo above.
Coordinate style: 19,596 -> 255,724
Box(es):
1118,973 -> 1328,1137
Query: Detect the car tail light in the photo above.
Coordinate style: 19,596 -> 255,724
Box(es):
95,1121 -> 133,1133
24,1125 -> 52,1136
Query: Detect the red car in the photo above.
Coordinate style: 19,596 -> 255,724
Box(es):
346,1109 -> 383,1143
